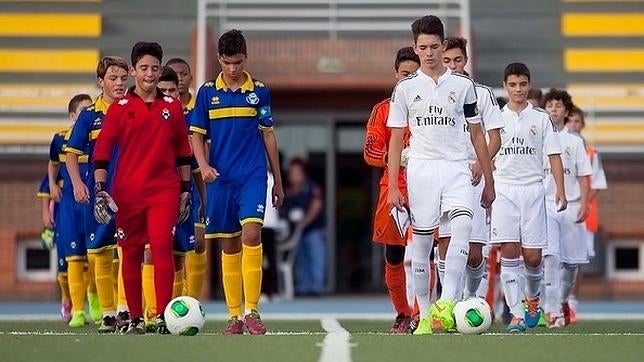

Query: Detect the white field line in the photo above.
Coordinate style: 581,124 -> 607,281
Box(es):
318,318 -> 353,362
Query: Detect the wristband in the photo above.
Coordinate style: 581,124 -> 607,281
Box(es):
180,181 -> 191,193
95,182 -> 107,193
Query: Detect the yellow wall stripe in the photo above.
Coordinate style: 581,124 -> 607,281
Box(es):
208,107 -> 257,119
0,49 -> 98,73
564,49 -> 644,72
0,13 -> 101,37
563,13 -> 644,36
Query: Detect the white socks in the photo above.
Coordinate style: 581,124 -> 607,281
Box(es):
500,257 -> 523,317
524,261 -> 543,299
440,212 -> 472,301
543,255 -> 561,315
412,229 -> 434,317
561,263 -> 578,302
465,258 -> 486,298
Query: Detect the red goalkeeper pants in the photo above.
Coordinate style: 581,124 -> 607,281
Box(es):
115,191 -> 179,319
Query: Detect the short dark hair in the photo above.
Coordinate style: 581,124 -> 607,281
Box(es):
444,36 -> 468,58
394,46 -> 420,71
165,57 -> 191,72
131,41 -> 163,67
568,105 -> 585,126
96,56 -> 128,79
159,66 -> 179,85
411,15 -> 445,42
67,93 -> 92,114
527,88 -> 543,102
218,29 -> 247,56
503,62 -> 530,82
543,88 -> 574,113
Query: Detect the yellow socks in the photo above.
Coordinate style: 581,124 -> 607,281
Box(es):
116,247 -> 128,311
242,244 -> 263,312
222,251 -> 243,318
67,260 -> 86,313
57,272 -> 70,302
93,250 -> 115,315
86,258 -> 97,295
185,250 -> 207,299
142,263 -> 156,318
173,270 -> 184,298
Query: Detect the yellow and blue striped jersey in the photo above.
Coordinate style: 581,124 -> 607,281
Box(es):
190,72 -> 273,185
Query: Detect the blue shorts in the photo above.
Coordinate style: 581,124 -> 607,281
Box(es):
52,203 -> 67,273
84,197 -> 117,253
204,177 -> 267,239
58,192 -> 86,261
173,185 -> 202,254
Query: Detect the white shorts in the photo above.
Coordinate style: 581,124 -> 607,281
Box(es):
585,230 -> 596,259
438,180 -> 488,243
489,182 -> 547,248
544,201 -> 589,264
407,158 -> 473,231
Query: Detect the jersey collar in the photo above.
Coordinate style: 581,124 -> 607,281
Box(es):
94,96 -> 110,114
215,71 -> 255,93
185,91 -> 196,111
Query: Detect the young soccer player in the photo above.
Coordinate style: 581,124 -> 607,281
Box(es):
93,42 -> 193,335
386,15 -> 495,335
166,58 -> 208,299
65,57 -> 128,332
491,63 -> 566,332
439,36 -> 504,301
364,46 -> 420,334
190,29 -> 284,335
563,106 -> 607,324
541,89 -> 592,328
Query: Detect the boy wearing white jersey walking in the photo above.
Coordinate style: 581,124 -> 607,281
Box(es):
491,63 -> 566,333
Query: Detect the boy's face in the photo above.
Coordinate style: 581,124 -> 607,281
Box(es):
442,47 -> 467,74
218,53 -> 246,83
395,60 -> 419,80
545,99 -> 568,124
167,62 -> 192,96
504,74 -> 530,105
567,112 -> 584,133
131,55 -> 161,93
414,34 -> 444,70
99,65 -> 127,102
158,81 -> 179,99
69,99 -> 93,122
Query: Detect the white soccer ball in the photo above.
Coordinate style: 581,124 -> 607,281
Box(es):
164,296 -> 206,336
453,297 -> 492,334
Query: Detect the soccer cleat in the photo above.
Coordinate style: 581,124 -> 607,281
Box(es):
408,314 -> 420,334
68,311 -> 86,328
155,314 -> 170,335
244,309 -> 267,335
524,296 -> 541,328
224,316 -> 245,335
506,316 -> 527,332
116,311 -> 131,333
389,313 -> 411,334
87,293 -> 102,324
561,302 -> 572,326
60,300 -> 72,324
144,310 -> 157,333
412,316 -> 433,335
537,308 -> 547,327
570,308 -> 578,325
430,300 -> 456,332
547,313 -> 565,329
98,315 -> 117,334
125,317 -> 145,335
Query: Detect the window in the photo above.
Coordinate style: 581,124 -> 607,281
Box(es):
607,241 -> 644,280
16,239 -> 56,282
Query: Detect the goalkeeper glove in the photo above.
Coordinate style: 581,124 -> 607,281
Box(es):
178,181 -> 192,224
400,147 -> 410,168
94,182 -> 118,224
41,228 -> 54,250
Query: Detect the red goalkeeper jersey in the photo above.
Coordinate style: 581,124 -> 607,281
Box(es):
93,90 -> 192,202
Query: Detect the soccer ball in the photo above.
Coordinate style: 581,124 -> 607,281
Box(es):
453,297 -> 492,334
164,296 -> 206,336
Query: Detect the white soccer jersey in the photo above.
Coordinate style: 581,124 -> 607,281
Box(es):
387,68 -> 481,161
494,103 -> 561,184
544,129 -> 592,202
590,151 -> 607,190
463,83 -> 505,162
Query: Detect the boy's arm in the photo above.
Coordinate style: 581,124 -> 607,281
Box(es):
576,175 -> 590,222
262,130 -> 284,208
47,160 -> 61,202
364,102 -> 389,168
387,127 -> 405,209
548,154 -> 567,211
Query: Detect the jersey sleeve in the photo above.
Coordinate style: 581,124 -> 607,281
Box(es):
65,110 -> 90,155
93,102 -> 122,164
257,86 -> 274,131
37,174 -> 50,198
590,152 -> 608,190
464,81 -> 481,124
189,84 -> 210,137
543,114 -> 561,155
478,87 -> 503,130
172,101 -> 192,160
48,134 -> 61,162
364,101 -> 389,168
575,137 -> 593,177
386,84 -> 408,128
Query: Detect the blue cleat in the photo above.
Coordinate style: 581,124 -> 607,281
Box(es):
506,316 -> 527,333
524,296 -> 541,328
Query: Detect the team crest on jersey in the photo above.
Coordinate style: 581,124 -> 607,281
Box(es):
211,96 -> 220,105
529,125 -> 538,136
246,92 -> 259,105
565,146 -> 572,156
447,91 -> 457,104
161,108 -> 171,120
116,228 -> 126,240
492,228 -> 498,237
